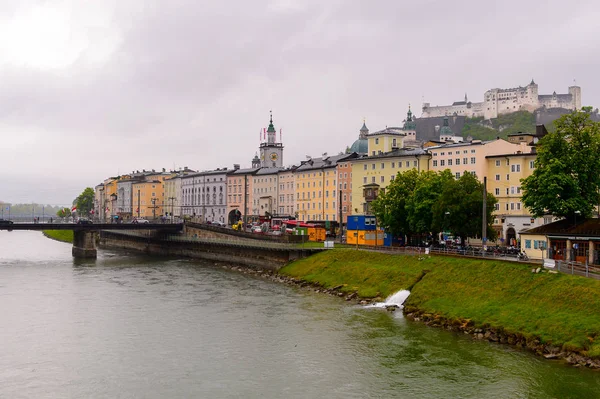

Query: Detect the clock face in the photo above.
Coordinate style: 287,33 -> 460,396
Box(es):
270,152 -> 278,161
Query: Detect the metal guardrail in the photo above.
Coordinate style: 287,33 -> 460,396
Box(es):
554,260 -> 600,280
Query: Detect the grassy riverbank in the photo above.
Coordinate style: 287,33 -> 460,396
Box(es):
42,230 -> 74,243
280,249 -> 600,358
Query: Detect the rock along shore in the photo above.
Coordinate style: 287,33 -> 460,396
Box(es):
219,262 -> 600,370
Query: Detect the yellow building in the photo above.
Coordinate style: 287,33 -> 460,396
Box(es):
294,154 -> 356,222
351,148 -> 430,215
366,127 -> 406,156
131,171 -> 171,220
485,151 -> 551,245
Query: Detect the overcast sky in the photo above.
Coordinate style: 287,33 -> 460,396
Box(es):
1,0 -> 599,205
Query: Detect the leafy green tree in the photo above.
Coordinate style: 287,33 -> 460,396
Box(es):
432,172 -> 498,245
371,169 -> 419,238
57,208 -> 71,218
75,188 -> 95,215
406,170 -> 454,235
521,111 -> 600,220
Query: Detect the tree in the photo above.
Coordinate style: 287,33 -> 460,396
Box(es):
432,172 -> 497,245
406,170 -> 454,236
75,188 -> 95,216
57,208 -> 71,218
371,169 -> 419,238
521,111 -> 600,220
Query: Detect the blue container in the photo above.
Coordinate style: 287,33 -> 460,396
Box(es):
347,215 -> 377,231
383,232 -> 392,247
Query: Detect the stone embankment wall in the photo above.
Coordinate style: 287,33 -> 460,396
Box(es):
184,222 -> 303,244
99,231 -> 318,271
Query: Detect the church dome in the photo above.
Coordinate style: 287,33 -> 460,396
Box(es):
348,120 -> 369,154
349,137 -> 368,154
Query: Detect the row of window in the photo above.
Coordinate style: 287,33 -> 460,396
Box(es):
433,149 -> 476,156
363,160 -> 418,170
493,202 -> 522,211
296,201 -> 337,210
433,157 -> 476,167
494,186 -> 522,196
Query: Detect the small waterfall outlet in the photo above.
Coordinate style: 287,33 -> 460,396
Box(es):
366,290 -> 410,309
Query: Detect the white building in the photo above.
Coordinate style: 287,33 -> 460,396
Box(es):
181,168 -> 228,223
422,80 -> 581,120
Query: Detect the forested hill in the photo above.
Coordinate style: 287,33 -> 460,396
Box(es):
462,111 -> 537,141
462,108 -> 600,141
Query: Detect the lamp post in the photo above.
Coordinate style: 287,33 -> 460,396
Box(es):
575,210 -> 581,226
443,211 -> 450,245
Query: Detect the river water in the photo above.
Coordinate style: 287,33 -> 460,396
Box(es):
1,231 -> 599,398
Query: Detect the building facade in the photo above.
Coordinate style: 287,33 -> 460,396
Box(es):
428,139 -> 529,182
351,148 -> 430,215
421,80 -> 581,120
227,166 -> 258,225
277,167 -> 296,217
259,112 -> 284,168
252,168 -> 282,217
181,168 -> 228,223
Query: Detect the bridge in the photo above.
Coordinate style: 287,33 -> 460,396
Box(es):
0,223 -> 184,258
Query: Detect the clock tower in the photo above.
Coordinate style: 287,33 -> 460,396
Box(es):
259,111 -> 284,168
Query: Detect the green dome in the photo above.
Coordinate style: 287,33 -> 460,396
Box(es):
349,138 -> 368,154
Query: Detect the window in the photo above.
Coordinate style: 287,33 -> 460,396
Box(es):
440,160 -> 445,166
494,203 -> 499,211
371,177 -> 376,183
391,175 -> 395,181
495,188 -> 500,195
510,187 -> 515,194
406,161 -> 410,167
372,164 -> 375,170
441,152 -> 445,156
380,176 -> 384,183
363,164 -> 367,170
433,160 -> 438,167
393,138 -> 396,147
517,202 -> 521,210
506,174 -> 510,181
414,160 -> 417,167
506,188 -> 509,195
463,157 -> 468,164
456,158 -> 460,165
511,164 -> 521,172
470,157 -> 476,164
510,203 -> 515,210
375,138 -> 379,144
391,162 -> 395,168
525,240 -> 531,249
363,177 -> 367,184
381,163 -> 385,169
471,149 -> 475,153
448,159 -> 453,166
455,172 -> 460,179
495,160 -> 500,167
529,160 -> 535,169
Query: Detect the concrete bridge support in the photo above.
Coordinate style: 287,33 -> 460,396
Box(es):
72,230 -> 98,259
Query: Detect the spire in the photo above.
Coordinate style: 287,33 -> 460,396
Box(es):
359,118 -> 369,139
530,78 -> 535,85
267,110 -> 276,133
464,93 -> 468,102
406,104 -> 413,121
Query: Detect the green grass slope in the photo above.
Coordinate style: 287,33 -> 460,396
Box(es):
463,111 -> 536,140
43,230 -> 74,243
281,250 -> 600,356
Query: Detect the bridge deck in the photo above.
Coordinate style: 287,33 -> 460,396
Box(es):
0,223 -> 184,231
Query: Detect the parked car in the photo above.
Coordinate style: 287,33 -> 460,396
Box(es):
0,219 -> 14,225
77,218 -> 93,225
132,218 -> 150,224
212,221 -> 226,227
251,226 -> 263,234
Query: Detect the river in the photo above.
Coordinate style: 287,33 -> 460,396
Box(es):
1,231 -> 599,398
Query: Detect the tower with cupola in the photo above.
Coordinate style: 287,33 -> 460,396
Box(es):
259,111 -> 284,167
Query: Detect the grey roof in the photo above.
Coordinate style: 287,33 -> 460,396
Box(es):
415,115 -> 465,141
228,167 -> 259,175
353,147 -> 428,162
427,138 -> 498,150
368,127 -> 405,136
452,101 -> 467,106
186,168 -> 230,177
295,153 -> 357,172
538,94 -> 573,101
255,167 -> 284,175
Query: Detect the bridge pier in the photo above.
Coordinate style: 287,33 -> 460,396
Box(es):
72,230 -> 98,259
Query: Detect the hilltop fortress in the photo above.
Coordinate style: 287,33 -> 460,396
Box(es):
421,80 -> 581,120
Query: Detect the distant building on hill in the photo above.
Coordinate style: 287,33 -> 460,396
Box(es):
421,80 -> 581,120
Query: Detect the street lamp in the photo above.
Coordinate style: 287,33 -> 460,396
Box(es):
443,211 -> 450,244
575,210 -> 581,226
